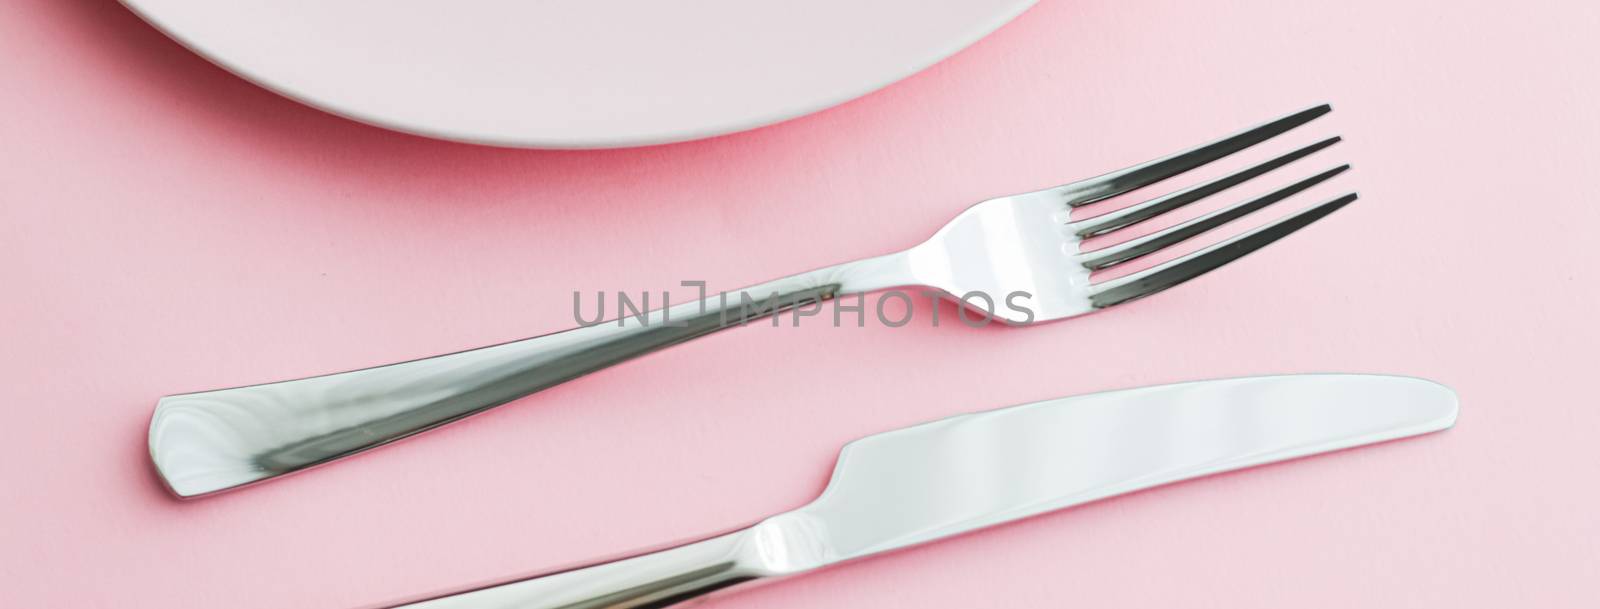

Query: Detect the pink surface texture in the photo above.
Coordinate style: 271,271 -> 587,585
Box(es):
2,1 -> 1597,608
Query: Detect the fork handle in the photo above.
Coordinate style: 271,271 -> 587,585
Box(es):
148,253 -> 914,497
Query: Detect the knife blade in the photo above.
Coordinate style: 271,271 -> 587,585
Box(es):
389,374 -> 1456,609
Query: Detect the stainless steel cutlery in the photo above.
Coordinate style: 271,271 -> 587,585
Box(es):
150,105 -> 1354,497
136,106 -> 1456,609
386,374 -> 1457,609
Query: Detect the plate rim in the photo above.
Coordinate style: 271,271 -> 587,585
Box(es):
117,0 -> 1039,149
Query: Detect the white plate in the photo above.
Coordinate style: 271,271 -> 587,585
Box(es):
120,0 -> 1037,149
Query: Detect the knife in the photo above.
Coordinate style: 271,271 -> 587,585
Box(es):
385,374 -> 1456,609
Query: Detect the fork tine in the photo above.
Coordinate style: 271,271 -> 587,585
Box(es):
1070,136 -> 1341,238
1058,104 -> 1332,207
1080,165 -> 1350,270
1088,193 -> 1357,308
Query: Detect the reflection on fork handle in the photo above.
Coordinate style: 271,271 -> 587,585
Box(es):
148,252 -> 915,498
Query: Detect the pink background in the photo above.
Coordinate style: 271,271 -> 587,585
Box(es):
2,1 -> 1597,607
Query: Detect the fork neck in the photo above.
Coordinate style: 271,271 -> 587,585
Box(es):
683,250 -> 917,326
796,249 -> 919,295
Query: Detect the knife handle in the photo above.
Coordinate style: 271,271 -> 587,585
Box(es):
148,252 -> 914,497
389,528 -> 773,609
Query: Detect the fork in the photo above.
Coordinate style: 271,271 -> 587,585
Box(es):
150,105 -> 1355,498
